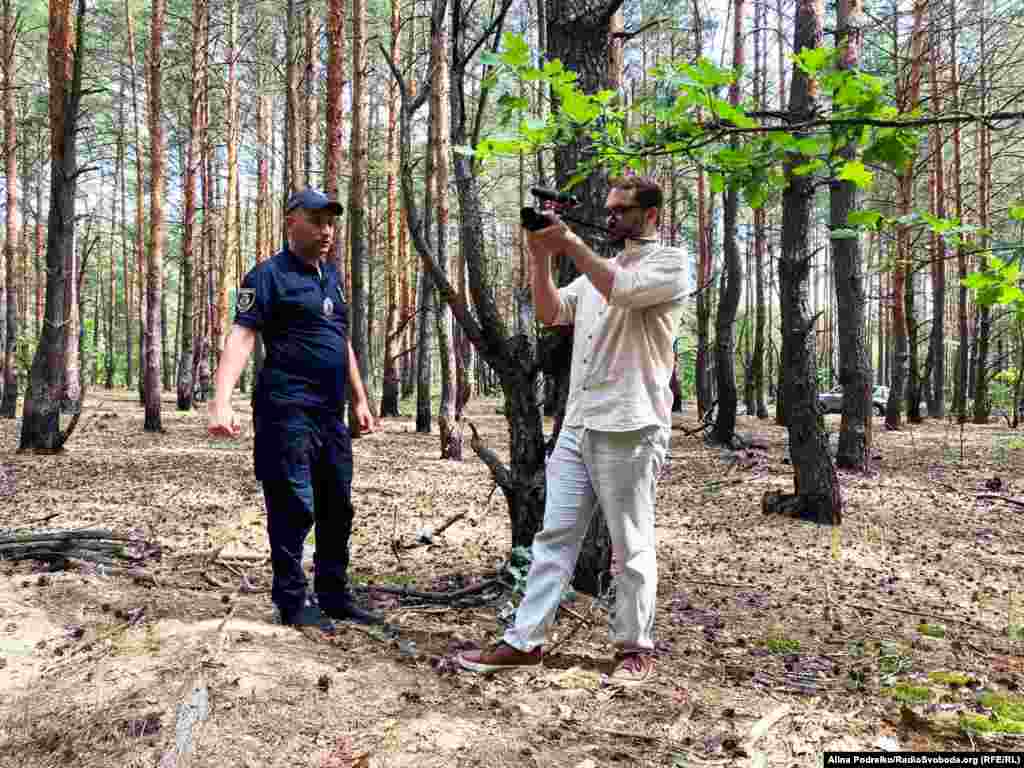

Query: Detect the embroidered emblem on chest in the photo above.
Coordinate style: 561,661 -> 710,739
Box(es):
237,288 -> 256,313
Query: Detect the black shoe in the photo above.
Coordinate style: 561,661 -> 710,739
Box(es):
322,597 -> 385,626
280,604 -> 336,635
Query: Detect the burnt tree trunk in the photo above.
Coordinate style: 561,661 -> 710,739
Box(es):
20,0 -> 85,451
543,0 -> 625,594
830,0 -> 872,469
711,0 -> 745,446
390,0 -> 619,595
777,0 -> 841,526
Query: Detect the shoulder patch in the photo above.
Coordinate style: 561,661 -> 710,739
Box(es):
237,288 -> 256,313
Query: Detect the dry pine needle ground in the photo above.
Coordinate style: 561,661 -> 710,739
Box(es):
1,389 -> 1024,767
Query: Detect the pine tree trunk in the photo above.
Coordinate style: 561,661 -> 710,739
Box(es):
972,0 -> 991,424
885,0 -> 926,430
432,17 -> 457,459
285,0 -> 301,196
177,0 -> 204,411
778,0 -> 841,526
0,0 -> 17,417
303,3 -> 316,186
927,20 -> 946,419
118,94 -> 132,391
144,0 -> 165,433
125,0 -> 147,404
348,0 -> 371,436
105,187 -> 116,389
711,0 -> 745,445
950,0 -> 967,421
830,0 -> 872,469
62,197 -> 80,412
325,0 -> 345,275
380,0 -> 401,419
218,0 -> 238,367
20,0 -> 84,451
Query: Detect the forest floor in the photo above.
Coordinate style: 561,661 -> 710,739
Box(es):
2,389 -> 1024,768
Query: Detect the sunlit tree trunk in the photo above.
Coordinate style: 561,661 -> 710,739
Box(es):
303,3 -> 316,186
972,0 -> 991,424
144,0 -> 165,432
20,0 -> 84,451
285,0 -> 301,197
431,14 -> 458,459
348,0 -> 371,435
927,17 -> 946,419
219,0 -> 238,365
950,0 -> 968,421
693,0 -> 712,420
178,0 -> 205,411
325,0 -> 345,275
125,0 -> 147,402
0,0 -> 18,417
885,0 -> 925,430
750,1 -> 767,420
381,0 -> 401,418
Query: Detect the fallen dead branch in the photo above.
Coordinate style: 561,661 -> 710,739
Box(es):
356,576 -> 504,604
392,511 -> 467,552
976,494 -> 1024,510
0,528 -> 157,567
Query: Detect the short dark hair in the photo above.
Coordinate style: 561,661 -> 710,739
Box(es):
608,176 -> 664,210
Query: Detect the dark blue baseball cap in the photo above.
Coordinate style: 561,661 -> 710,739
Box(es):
286,187 -> 344,215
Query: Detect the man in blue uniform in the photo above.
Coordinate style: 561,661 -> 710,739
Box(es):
208,187 -> 381,632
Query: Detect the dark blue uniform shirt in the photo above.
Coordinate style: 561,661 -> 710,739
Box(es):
235,248 -> 349,413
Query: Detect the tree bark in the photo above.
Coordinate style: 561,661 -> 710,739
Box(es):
950,0 -> 967,421
0,0 -> 17,417
124,0 -> 147,402
972,0 -> 991,424
432,14 -> 458,458
118,88 -> 132,391
285,0 -> 301,197
178,0 -> 205,412
830,0 -> 872,469
348,0 -> 371,436
380,0 -> 401,419
711,0 -> 745,446
218,0 -> 238,368
778,0 -> 841,525
144,0 -> 165,432
927,15 -> 946,419
20,0 -> 85,452
885,0 -> 925,430
693,0 -> 713,421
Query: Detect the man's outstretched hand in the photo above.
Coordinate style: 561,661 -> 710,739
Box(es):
207,400 -> 241,438
353,400 -> 375,433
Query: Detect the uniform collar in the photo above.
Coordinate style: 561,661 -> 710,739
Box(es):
284,246 -> 323,275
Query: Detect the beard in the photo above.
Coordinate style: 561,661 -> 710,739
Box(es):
608,219 -> 643,245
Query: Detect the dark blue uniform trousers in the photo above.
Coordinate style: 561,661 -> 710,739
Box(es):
254,406 -> 355,617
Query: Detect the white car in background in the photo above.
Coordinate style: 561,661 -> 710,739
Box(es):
818,385 -> 888,416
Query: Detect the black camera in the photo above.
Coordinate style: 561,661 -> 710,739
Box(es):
520,186 -> 580,231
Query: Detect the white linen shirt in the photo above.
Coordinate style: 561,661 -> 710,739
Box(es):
553,240 -> 688,431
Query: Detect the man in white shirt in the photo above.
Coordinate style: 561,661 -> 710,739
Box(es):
458,177 -> 687,685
